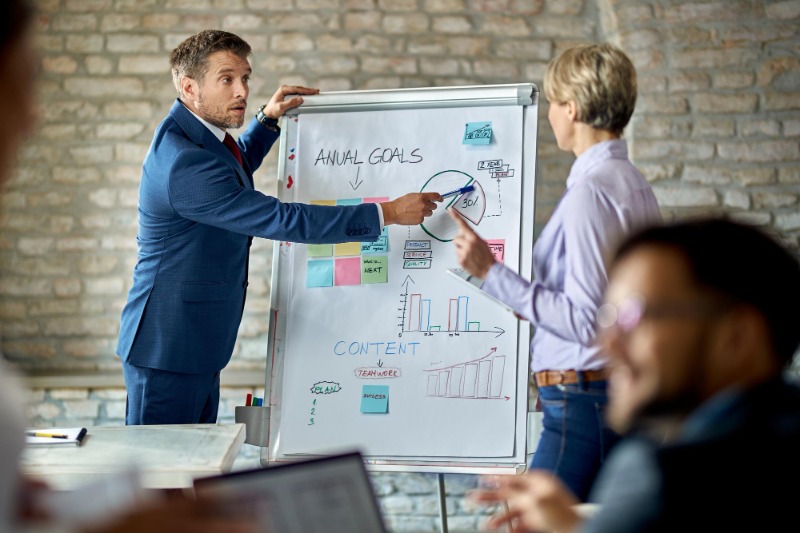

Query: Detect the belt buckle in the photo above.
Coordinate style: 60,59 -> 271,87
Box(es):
553,371 -> 566,385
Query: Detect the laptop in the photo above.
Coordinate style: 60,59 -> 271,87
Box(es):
193,451 -> 388,533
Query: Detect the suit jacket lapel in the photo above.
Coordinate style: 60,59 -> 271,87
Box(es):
169,100 -> 253,190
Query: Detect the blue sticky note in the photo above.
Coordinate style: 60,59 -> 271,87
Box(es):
307,259 -> 334,287
360,385 -> 389,414
463,121 -> 492,145
361,236 -> 389,254
337,198 -> 362,206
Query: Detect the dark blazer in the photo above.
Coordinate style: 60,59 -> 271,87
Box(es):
584,377 -> 800,532
117,100 -> 380,374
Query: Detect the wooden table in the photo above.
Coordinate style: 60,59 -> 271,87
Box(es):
20,424 -> 246,490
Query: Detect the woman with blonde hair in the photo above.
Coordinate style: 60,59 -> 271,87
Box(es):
451,42 -> 661,500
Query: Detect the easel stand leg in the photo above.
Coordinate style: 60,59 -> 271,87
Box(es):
438,473 -> 449,533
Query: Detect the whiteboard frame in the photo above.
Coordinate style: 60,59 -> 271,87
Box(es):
263,84 -> 539,474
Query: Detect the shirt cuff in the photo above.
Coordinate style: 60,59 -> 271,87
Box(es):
376,203 -> 385,230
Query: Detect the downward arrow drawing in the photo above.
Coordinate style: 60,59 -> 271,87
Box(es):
349,166 -> 363,190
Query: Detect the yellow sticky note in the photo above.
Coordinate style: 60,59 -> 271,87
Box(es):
335,241 -> 361,256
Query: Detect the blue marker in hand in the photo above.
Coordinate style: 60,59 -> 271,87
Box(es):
441,184 -> 475,198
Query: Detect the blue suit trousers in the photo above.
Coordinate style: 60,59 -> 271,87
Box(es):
123,363 -> 220,424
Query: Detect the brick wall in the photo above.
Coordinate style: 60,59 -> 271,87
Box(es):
4,1 -> 796,372
3,1 -> 799,529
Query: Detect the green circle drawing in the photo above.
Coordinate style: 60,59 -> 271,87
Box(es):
420,170 -> 475,242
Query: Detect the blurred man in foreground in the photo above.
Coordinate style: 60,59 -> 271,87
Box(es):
472,218 -> 800,532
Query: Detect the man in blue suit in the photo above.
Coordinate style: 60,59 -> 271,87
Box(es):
117,30 -> 442,425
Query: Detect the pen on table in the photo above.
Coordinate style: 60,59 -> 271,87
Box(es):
26,432 -> 68,439
440,184 -> 475,198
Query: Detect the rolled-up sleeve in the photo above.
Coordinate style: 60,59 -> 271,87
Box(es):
483,183 -> 621,346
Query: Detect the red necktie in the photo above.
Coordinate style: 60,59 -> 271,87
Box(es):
223,132 -> 243,167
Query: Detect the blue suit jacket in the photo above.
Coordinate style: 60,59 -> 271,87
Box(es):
117,100 -> 380,374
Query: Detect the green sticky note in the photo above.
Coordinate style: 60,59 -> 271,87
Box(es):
308,244 -> 333,257
361,385 -> 389,413
361,255 -> 388,284
463,121 -> 492,145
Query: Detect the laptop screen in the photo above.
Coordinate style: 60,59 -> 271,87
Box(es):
194,451 -> 388,533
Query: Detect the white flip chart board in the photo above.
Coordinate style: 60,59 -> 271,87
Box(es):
266,84 -> 538,473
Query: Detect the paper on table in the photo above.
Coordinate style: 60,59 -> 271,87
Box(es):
26,427 -> 87,447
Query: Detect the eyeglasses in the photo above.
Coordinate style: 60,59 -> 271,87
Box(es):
596,295 -> 734,334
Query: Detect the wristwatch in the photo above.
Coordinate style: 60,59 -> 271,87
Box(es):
255,105 -> 280,132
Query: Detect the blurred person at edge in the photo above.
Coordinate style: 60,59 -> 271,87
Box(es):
471,218 -> 800,532
451,42 -> 660,501
0,2 -> 253,532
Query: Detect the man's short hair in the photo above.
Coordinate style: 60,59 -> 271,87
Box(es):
613,218 -> 800,368
170,30 -> 251,95
544,42 -> 637,136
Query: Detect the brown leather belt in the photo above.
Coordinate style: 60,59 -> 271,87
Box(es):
534,369 -> 608,387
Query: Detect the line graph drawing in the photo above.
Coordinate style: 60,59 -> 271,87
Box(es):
423,348 -> 509,400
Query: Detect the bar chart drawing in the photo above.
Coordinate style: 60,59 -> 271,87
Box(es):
400,279 -> 488,334
405,293 -> 480,333
423,348 -> 507,400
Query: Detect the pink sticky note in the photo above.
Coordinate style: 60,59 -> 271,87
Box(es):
335,257 -> 361,286
486,239 -> 505,263
363,197 -> 390,204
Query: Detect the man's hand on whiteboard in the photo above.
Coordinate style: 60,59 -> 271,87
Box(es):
469,471 -> 582,533
260,85 -> 320,119
450,209 -> 495,280
380,192 -> 442,226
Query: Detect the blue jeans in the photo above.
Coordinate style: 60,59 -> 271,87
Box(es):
531,379 -> 620,502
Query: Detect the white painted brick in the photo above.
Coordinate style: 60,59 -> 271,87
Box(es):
62,400 -> 101,419
26,402 -> 62,420
65,77 -> 144,98
100,14 -> 140,32
383,13 -> 430,33
775,211 -> 800,231
734,168 -> 776,186
88,189 -> 118,208
730,212 -> 772,226
425,0 -> 467,11
63,339 -> 112,358
56,238 -> 100,252
653,186 -> 718,207
778,167 -> 800,183
104,401 -> 127,419
85,277 -> 125,295
50,389 -> 89,400
754,192 -> 797,208
718,141 -> 799,163
18,238 -> 55,256
118,55 -> 165,74
53,278 -> 82,297
766,1 -> 800,19
107,35 -> 160,53
723,190 -> 750,210
42,317 -> 119,336
92,389 -> 128,400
